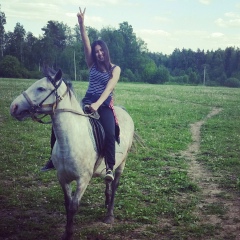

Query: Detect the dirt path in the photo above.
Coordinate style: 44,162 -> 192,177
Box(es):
181,107 -> 240,239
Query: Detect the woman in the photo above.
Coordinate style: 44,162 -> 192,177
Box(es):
78,7 -> 121,181
42,8 -> 121,182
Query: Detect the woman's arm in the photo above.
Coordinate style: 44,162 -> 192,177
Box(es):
90,66 -> 121,111
77,8 -> 93,68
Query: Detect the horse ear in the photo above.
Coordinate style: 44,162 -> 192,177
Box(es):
55,69 -> 62,81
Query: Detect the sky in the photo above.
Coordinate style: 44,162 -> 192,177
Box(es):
1,0 -> 240,55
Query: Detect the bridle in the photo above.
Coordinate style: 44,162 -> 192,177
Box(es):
22,76 -> 99,124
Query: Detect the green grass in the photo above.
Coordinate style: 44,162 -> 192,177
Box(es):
200,106 -> 240,190
0,78 -> 240,239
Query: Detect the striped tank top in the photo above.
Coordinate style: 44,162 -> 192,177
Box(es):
82,64 -> 120,134
86,65 -> 116,96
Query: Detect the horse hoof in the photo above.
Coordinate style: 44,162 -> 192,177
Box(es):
103,215 -> 114,224
62,232 -> 73,240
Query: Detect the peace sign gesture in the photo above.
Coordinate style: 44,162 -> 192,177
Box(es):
77,7 -> 86,25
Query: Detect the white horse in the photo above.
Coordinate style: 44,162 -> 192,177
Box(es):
10,68 -> 134,240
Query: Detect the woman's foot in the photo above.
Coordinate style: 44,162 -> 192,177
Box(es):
105,169 -> 114,181
41,159 -> 55,172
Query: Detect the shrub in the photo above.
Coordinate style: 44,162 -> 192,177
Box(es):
205,81 -> 219,87
20,68 -> 31,79
148,65 -> 170,84
28,71 -> 41,79
224,78 -> 240,88
120,77 -> 129,82
0,55 -> 29,78
123,69 -> 136,82
0,55 -> 21,78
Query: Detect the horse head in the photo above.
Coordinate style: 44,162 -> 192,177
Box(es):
10,68 -> 66,121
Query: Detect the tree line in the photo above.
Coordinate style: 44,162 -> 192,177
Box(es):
0,7 -> 240,87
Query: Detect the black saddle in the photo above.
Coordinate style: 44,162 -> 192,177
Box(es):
84,105 -> 105,156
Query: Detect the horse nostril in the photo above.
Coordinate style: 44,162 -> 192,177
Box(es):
11,103 -> 18,114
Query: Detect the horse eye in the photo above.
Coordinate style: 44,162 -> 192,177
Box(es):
37,87 -> 46,92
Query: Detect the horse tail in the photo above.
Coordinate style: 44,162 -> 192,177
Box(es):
116,106 -> 146,150
134,132 -> 146,148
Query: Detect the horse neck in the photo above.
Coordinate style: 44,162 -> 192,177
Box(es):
58,89 -> 83,111
52,91 -> 89,146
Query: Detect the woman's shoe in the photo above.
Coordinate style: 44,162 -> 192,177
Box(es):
105,169 -> 114,181
41,159 -> 55,172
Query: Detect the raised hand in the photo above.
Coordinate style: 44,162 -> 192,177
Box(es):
77,7 -> 86,25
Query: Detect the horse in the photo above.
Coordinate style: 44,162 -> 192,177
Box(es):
10,68 -> 134,240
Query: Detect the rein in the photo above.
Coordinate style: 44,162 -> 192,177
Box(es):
55,108 -> 100,120
22,76 -> 100,124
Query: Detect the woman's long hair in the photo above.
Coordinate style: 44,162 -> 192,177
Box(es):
91,40 -> 112,74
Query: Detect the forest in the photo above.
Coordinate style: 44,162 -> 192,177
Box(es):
0,8 -> 240,87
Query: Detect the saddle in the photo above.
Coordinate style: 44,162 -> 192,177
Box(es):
84,105 -> 105,156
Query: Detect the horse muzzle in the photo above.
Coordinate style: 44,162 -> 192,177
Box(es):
10,100 -> 32,121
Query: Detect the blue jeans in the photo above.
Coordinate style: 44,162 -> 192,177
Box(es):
98,106 -> 116,170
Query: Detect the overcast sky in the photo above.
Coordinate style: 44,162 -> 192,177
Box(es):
1,0 -> 240,55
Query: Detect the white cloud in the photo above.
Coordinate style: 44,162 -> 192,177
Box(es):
215,13 -> 240,28
67,0 -> 136,7
174,30 -> 207,37
3,1 -> 63,20
137,29 -> 171,37
211,32 -> 224,38
154,16 -> 171,23
228,18 -> 240,27
86,16 -> 105,27
215,18 -> 226,27
199,0 -> 211,5
225,12 -> 240,18
236,3 -> 240,9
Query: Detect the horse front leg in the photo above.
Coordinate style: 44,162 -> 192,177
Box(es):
61,178 -> 90,240
61,183 -> 75,240
104,170 -> 121,224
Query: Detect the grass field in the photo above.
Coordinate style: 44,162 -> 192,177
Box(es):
0,78 -> 240,240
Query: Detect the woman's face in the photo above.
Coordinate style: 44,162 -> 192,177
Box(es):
94,44 -> 104,62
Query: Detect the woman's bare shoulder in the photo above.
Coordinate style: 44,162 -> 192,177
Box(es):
111,63 -> 121,70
